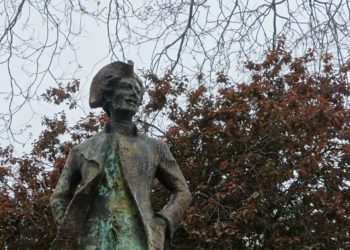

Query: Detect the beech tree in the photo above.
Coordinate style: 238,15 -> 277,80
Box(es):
1,39 -> 349,249
156,40 -> 350,248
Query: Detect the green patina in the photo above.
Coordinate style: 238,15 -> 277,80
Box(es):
81,138 -> 147,250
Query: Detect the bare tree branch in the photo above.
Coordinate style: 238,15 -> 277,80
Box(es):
1,0 -> 350,142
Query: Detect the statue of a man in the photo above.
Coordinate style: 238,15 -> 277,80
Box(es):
50,61 -> 192,250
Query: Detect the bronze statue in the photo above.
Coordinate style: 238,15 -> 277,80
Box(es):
50,61 -> 192,250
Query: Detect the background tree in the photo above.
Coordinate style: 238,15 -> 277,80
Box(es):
1,39 -> 349,249
156,40 -> 350,248
1,0 -> 350,141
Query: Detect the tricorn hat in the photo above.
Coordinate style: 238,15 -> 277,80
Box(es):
89,60 -> 143,108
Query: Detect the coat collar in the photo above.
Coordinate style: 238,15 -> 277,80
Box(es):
77,122 -> 139,165
103,121 -> 138,136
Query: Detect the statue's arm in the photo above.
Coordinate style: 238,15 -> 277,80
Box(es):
50,147 -> 81,226
155,141 -> 192,239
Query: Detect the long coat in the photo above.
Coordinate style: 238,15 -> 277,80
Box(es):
50,128 -> 192,250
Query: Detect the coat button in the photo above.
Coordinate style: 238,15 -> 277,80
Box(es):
120,147 -> 129,153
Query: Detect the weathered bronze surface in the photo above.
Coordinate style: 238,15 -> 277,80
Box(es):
50,61 -> 192,250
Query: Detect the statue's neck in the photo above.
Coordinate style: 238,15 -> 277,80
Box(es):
108,114 -> 135,136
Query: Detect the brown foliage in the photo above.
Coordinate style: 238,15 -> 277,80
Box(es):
1,43 -> 349,249
0,83 -> 107,249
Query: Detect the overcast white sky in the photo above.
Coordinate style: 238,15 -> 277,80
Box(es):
0,3 -> 153,151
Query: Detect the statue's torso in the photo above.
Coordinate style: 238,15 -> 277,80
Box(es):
80,137 -> 147,250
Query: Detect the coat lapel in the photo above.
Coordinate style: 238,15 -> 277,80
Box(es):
116,134 -> 164,250
78,132 -> 110,167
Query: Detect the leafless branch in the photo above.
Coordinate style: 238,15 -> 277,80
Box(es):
1,0 -> 350,142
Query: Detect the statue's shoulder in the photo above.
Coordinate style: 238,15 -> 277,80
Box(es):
137,133 -> 167,148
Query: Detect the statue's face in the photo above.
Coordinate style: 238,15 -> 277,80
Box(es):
108,77 -> 142,117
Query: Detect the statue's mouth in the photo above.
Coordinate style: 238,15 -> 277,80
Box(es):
125,99 -> 138,106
